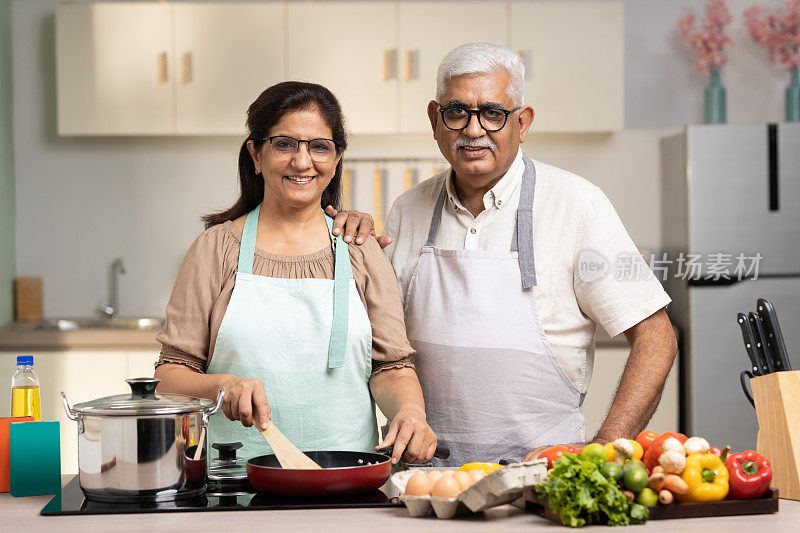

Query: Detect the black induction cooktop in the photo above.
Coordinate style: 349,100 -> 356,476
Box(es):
41,476 -> 402,516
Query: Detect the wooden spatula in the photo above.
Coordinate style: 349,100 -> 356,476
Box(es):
258,422 -> 322,469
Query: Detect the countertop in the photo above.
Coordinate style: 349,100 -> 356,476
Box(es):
0,322 -> 160,351
3,476 -> 798,532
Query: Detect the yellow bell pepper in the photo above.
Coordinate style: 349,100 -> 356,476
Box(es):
603,442 -> 616,462
677,453 -> 729,502
603,440 -> 643,462
458,462 -> 503,475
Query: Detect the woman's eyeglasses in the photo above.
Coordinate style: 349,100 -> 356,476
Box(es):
259,136 -> 339,163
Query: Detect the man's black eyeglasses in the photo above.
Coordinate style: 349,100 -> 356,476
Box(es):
438,105 -> 521,132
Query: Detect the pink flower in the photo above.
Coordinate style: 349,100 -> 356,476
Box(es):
745,0 -> 800,70
678,0 -> 735,75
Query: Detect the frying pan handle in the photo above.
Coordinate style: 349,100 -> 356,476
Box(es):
375,444 -> 450,462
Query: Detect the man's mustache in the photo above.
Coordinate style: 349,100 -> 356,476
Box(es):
452,136 -> 497,152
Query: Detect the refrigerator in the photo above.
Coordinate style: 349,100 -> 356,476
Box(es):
661,123 -> 800,451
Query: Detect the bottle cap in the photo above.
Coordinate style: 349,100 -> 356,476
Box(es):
17,355 -> 34,366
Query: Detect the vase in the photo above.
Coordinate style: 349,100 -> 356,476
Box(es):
704,68 -> 726,124
786,66 -> 800,122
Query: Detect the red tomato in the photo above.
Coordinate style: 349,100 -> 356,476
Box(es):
635,431 -> 659,453
538,445 -> 577,469
643,431 -> 687,470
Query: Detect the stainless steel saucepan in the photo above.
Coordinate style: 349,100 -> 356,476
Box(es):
61,377 -> 225,502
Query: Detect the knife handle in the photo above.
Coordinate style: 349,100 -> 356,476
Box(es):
737,313 -> 761,375
757,298 -> 792,371
749,312 -> 775,374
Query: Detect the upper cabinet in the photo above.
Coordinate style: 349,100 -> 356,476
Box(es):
173,3 -> 284,134
56,2 -> 285,135
56,1 -> 623,136
56,3 -> 174,135
287,2 -> 398,134
511,1 -> 624,132
398,2 -> 507,133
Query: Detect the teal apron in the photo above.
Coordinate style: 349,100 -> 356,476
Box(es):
207,205 -> 378,460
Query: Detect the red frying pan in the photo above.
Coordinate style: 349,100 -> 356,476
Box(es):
246,447 -> 449,497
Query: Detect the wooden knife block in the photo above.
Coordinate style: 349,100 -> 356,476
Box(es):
751,370 -> 800,501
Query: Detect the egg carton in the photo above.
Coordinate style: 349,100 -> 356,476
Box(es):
395,460 -> 548,519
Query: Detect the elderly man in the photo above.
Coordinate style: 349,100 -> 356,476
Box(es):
330,43 -> 677,466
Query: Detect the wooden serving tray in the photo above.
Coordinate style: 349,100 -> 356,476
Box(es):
525,487 -> 779,522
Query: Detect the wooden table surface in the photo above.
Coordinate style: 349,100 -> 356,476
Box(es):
3,476 -> 800,532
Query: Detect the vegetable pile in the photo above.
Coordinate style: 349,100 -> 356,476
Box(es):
535,430 -> 774,527
534,445 -> 649,527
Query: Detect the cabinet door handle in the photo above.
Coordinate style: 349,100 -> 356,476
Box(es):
158,51 -> 169,83
405,50 -> 417,82
181,52 -> 193,84
382,49 -> 397,81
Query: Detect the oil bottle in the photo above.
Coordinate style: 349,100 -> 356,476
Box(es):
11,355 -> 41,420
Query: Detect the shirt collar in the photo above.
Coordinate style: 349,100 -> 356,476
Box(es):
445,148 -> 524,212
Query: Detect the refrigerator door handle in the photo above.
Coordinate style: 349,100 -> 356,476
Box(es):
768,123 -> 779,212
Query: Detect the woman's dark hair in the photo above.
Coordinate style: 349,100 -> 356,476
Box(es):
203,81 -> 348,229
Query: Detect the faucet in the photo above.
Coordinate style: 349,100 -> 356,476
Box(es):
97,258 -> 126,318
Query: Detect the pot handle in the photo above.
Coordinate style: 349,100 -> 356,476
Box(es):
60,391 -> 78,421
203,387 -> 226,422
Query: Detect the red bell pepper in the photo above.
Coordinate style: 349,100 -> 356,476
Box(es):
726,450 -> 772,499
643,431 -> 687,470
538,445 -> 577,469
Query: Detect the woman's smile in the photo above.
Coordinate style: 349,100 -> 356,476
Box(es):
284,174 -> 317,185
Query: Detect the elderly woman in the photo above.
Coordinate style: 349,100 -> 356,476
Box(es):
154,81 -> 436,464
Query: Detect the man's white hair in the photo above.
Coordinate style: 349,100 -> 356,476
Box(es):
436,43 -> 525,106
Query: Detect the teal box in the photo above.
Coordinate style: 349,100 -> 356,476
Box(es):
10,421 -> 61,497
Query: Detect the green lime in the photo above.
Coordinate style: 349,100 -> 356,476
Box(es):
622,466 -> 648,492
635,487 -> 659,506
599,461 -> 623,482
580,443 -> 606,461
622,459 -> 646,473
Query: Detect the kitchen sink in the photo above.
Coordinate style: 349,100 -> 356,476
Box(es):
10,317 -> 165,331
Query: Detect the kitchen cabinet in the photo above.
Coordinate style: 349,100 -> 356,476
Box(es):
56,3 -> 284,135
56,3 -> 174,135
583,347 -> 680,438
56,1 -> 624,135
510,1 -> 624,132
173,3 -> 284,134
287,2 -> 398,134
0,351 -> 159,474
398,2 -> 507,133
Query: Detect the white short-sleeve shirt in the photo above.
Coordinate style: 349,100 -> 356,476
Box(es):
384,149 -> 671,393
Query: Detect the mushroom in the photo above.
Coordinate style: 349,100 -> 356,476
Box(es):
683,437 -> 710,456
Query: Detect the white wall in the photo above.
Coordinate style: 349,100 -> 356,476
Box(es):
12,0 -> 791,318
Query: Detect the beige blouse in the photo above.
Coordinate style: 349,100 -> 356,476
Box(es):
156,220 -> 415,375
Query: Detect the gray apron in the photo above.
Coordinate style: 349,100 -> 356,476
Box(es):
404,157 -> 583,466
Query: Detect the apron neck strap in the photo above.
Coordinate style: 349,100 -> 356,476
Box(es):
425,175 -> 450,248
237,203 -> 261,274
324,212 -> 351,368
512,156 -> 537,290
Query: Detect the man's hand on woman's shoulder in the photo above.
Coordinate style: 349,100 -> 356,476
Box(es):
325,206 -> 392,249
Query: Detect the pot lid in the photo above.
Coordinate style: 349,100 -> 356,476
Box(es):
72,378 -> 214,416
